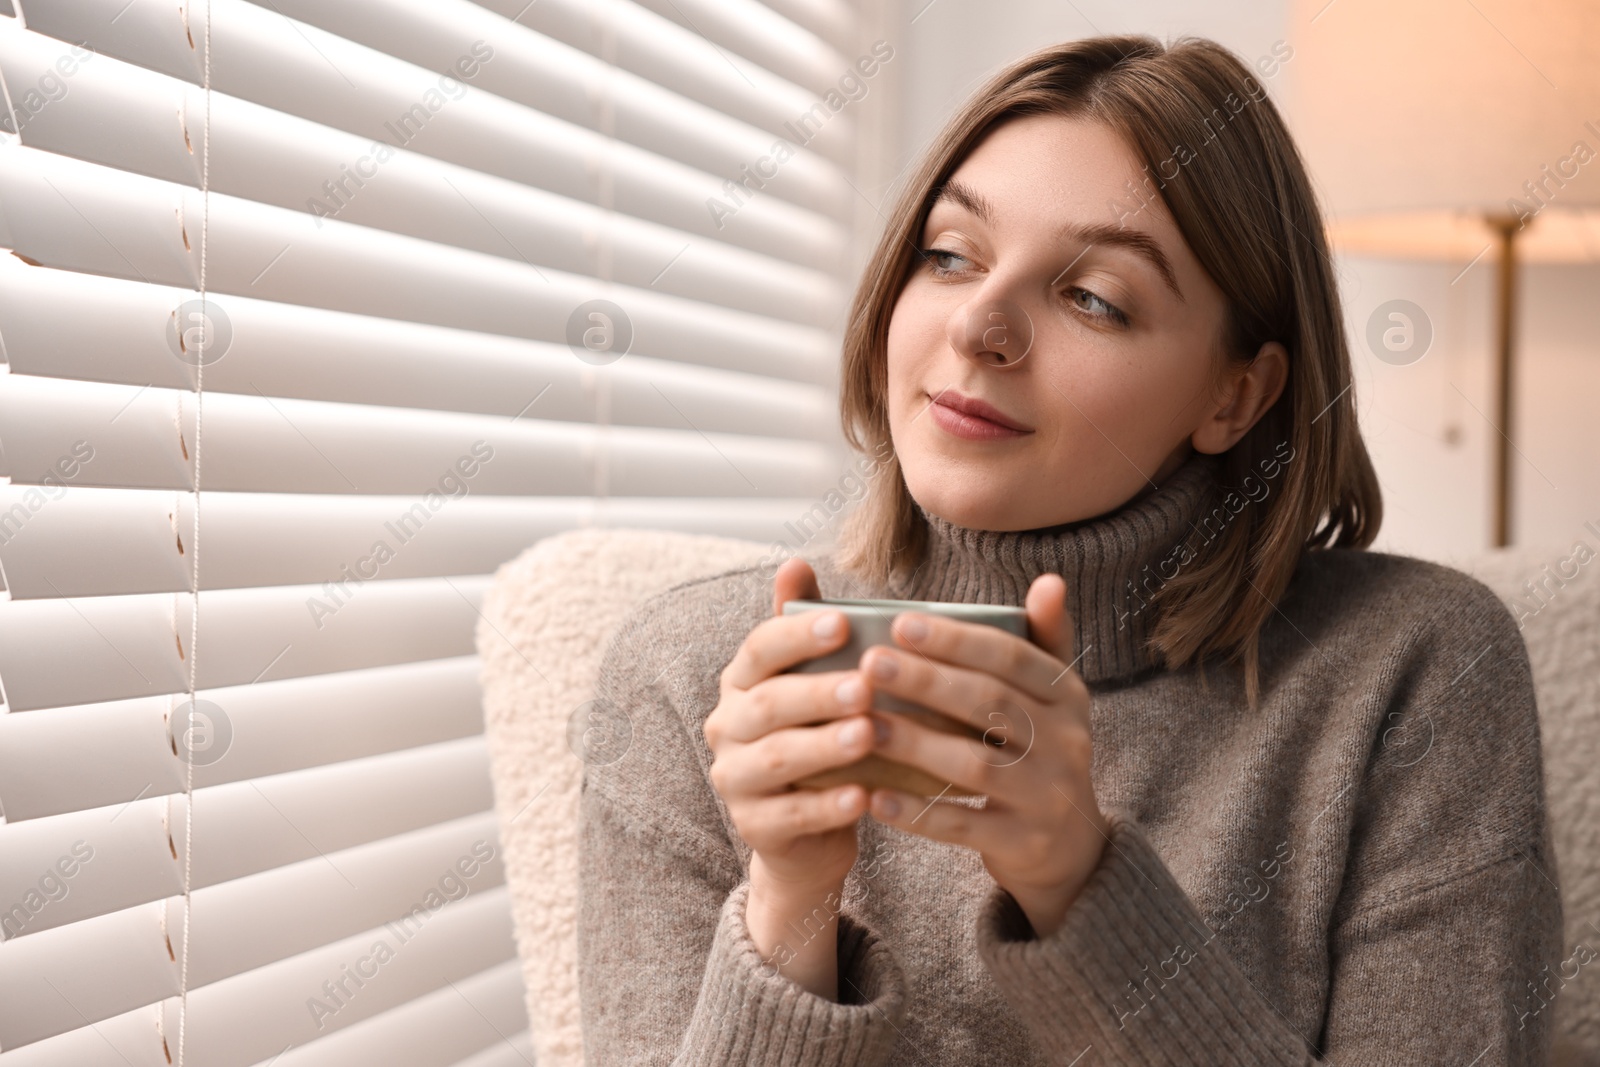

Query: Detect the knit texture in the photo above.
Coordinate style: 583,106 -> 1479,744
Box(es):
884,451 -> 1218,683
574,451 -> 1564,1065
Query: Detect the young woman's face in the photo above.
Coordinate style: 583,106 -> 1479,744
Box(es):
886,112 -> 1245,531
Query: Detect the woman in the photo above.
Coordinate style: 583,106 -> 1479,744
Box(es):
578,34 -> 1560,1065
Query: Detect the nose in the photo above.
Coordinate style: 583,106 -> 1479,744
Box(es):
946,294 -> 1034,368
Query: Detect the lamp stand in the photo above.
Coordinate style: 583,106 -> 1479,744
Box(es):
1487,214 -> 1521,549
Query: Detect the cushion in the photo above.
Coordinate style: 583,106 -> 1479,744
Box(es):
1458,542 -> 1600,1064
476,528 -> 768,1067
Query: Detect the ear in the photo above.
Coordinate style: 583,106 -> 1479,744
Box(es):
1191,341 -> 1288,454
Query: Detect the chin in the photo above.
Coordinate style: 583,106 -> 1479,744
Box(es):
906,474 -> 1026,531
906,456 -> 1129,532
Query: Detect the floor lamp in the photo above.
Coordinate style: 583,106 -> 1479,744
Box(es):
1286,0 -> 1600,547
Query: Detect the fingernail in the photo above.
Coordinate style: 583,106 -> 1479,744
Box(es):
836,676 -> 865,705
879,792 -> 901,818
837,788 -> 858,811
872,716 -> 891,744
900,615 -> 929,641
868,654 -> 898,681
812,612 -> 842,639
839,720 -> 865,747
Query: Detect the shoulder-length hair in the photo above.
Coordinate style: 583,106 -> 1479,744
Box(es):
832,34 -> 1381,703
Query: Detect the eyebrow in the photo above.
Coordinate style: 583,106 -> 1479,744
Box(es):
929,178 -> 1185,302
932,178 -> 1001,229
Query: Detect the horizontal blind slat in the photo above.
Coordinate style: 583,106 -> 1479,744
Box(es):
0,888 -> 514,1063
15,0 -> 855,243
178,888 -> 516,1065
752,0 -> 857,54
0,375 -> 837,498
184,742 -> 495,892
0,737 -> 495,934
0,903 -> 176,1051
248,960 -> 529,1067
181,813 -> 505,990
0,1011 -> 167,1066
627,0 -> 849,97
444,1028 -> 537,1067
0,803 -> 172,943
244,0 -> 856,213
0,26 -> 844,323
0,657 -> 485,821
0,149 -> 836,383
0,575 -> 490,710
0,488 -> 841,598
0,258 -> 835,435
469,0 -> 853,158
0,812 -> 503,1049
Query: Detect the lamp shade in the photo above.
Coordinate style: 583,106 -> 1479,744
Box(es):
1285,0 -> 1600,261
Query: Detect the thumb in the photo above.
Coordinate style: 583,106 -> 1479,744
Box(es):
772,556 -> 822,616
1025,573 -> 1076,670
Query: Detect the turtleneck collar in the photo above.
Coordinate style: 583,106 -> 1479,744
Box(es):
877,450 -> 1220,685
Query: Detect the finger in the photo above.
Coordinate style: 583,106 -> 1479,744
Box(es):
772,555 -> 821,615
722,603 -> 849,692
716,670 -> 871,744
1026,573 -> 1080,681
715,715 -> 878,797
861,643 -> 1035,742
738,783 -> 869,849
867,785 -> 990,847
864,710 -> 1017,799
887,611 -> 1065,704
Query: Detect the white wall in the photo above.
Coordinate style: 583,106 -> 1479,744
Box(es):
890,0 -> 1287,174
876,0 -> 1600,565
1339,256 -> 1600,567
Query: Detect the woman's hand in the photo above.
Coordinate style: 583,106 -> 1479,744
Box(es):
702,557 -> 881,999
858,573 -> 1109,939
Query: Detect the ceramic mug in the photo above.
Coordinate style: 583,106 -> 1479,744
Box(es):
781,597 -> 1030,797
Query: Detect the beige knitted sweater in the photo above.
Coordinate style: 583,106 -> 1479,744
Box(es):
577,453 -> 1562,1065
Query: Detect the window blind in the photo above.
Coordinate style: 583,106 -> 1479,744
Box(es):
0,0 -> 875,1061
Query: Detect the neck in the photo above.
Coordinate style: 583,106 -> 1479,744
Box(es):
880,451 -> 1221,684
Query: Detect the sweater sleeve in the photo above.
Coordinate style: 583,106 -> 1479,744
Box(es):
973,809 -> 1318,1064
576,586 -> 911,1066
972,573 -> 1562,1066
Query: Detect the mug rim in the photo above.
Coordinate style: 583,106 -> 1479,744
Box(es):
783,597 -> 1026,618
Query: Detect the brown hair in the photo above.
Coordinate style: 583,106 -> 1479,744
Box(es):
832,34 -> 1381,703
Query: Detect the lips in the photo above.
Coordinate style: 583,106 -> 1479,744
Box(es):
930,389 -> 1033,432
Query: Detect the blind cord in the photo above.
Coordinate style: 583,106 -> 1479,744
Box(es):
177,0 -> 211,1062
596,9 -> 615,518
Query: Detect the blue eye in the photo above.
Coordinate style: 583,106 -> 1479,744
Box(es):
919,247 -> 970,277
1069,286 -> 1128,326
